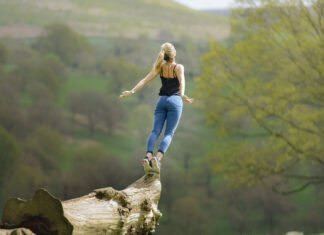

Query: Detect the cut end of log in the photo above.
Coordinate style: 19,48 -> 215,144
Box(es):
0,189 -> 73,235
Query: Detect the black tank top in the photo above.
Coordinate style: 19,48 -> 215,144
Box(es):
158,64 -> 180,96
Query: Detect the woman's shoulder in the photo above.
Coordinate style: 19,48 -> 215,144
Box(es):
175,64 -> 184,71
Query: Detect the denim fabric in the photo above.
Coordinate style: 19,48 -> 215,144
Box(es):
146,95 -> 183,154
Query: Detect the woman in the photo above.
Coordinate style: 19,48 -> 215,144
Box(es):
119,42 -> 193,173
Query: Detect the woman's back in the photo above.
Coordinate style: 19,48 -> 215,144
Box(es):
160,63 -> 178,79
159,63 -> 180,96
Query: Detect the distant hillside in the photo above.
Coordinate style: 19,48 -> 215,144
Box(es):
204,9 -> 232,17
0,0 -> 229,40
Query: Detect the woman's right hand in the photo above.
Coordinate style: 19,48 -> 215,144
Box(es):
119,90 -> 134,99
181,95 -> 194,104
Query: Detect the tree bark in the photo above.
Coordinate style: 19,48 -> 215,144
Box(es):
0,228 -> 35,235
0,172 -> 162,235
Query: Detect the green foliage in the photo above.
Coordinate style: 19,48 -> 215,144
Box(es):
58,71 -> 108,107
128,104 -> 153,142
170,196 -> 209,234
24,127 -> 67,171
68,91 -> 123,135
0,43 -> 8,64
64,145 -> 126,197
196,0 -> 324,193
0,127 -> 20,187
33,54 -> 67,96
98,58 -> 145,94
2,164 -> 50,202
35,23 -> 91,66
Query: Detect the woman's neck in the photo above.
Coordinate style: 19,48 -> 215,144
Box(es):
166,60 -> 176,64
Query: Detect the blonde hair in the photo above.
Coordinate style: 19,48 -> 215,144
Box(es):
153,42 -> 176,72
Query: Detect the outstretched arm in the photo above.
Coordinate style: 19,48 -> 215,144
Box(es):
176,64 -> 194,104
119,69 -> 159,98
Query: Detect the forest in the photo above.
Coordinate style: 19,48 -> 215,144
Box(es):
0,0 -> 323,234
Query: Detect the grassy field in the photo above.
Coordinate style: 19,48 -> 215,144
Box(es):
58,71 -> 109,108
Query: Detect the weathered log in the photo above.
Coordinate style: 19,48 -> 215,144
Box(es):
0,172 -> 162,235
0,228 -> 35,235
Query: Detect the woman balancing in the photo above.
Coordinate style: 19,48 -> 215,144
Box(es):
119,42 -> 194,173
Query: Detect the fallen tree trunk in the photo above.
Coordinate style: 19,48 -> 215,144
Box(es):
0,172 -> 162,235
0,228 -> 35,235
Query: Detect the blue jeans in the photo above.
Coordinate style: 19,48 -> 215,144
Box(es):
146,95 -> 183,154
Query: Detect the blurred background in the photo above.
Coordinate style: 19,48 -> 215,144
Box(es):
0,0 -> 323,234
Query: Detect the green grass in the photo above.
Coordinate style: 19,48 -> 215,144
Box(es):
19,93 -> 33,107
58,71 -> 108,108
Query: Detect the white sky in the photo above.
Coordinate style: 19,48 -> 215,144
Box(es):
174,0 -> 237,9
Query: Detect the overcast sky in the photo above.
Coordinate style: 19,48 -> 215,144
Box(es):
174,0 -> 236,9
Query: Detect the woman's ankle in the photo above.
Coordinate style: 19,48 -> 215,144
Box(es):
146,151 -> 153,159
156,151 -> 164,161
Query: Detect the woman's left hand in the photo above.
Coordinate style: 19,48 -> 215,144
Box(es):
119,90 -> 134,98
181,95 -> 194,104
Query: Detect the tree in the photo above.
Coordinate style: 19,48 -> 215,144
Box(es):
0,75 -> 25,135
24,127 -> 66,172
33,54 -> 67,96
0,43 -> 8,65
3,43 -> 39,93
170,196 -> 208,235
0,127 -> 20,188
35,23 -> 90,67
0,127 -> 20,210
196,0 -> 324,194
64,145 -> 125,198
68,91 -> 123,135
27,87 -> 64,130
128,104 -> 153,142
98,58 -> 145,95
